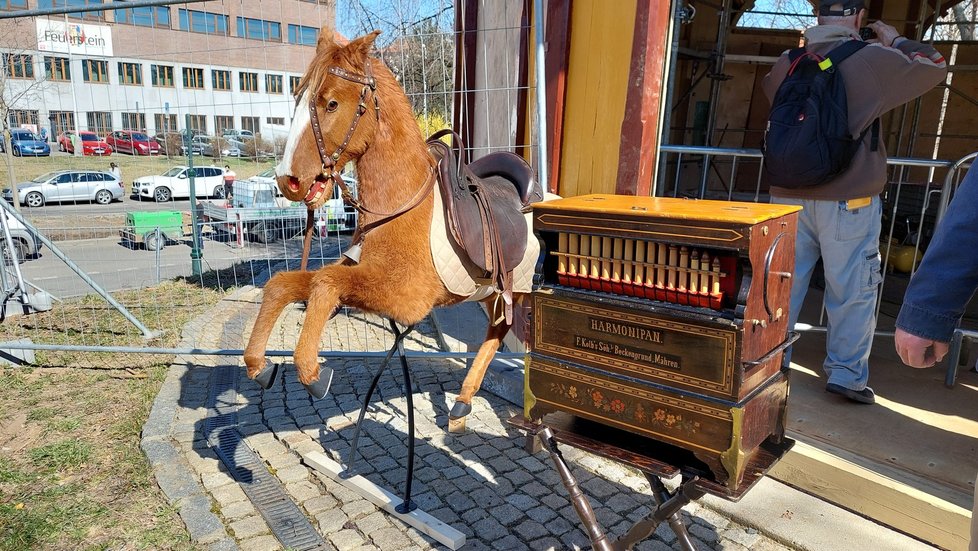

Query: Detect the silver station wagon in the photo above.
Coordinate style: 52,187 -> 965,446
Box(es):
2,170 -> 124,207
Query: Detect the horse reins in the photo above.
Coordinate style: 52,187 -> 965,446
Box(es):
300,59 -> 434,270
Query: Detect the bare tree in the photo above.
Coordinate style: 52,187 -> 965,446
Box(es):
336,0 -> 455,120
0,19 -> 55,210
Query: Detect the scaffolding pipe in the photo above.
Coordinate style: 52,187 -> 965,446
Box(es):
0,0 -> 208,19
533,0 -> 549,192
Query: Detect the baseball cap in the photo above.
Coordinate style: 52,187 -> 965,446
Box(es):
818,0 -> 865,16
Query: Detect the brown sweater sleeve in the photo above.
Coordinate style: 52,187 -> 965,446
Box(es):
866,39 -> 948,114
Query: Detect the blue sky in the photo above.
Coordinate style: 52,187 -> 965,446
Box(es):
335,0 -> 453,43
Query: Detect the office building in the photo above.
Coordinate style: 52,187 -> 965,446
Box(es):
0,0 -> 336,140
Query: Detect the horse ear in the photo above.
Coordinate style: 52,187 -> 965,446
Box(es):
316,25 -> 339,58
345,30 -> 381,68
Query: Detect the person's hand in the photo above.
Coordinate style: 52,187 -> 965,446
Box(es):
894,327 -> 949,368
870,20 -> 902,47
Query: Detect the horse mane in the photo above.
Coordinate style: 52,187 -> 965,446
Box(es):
295,37 -> 428,160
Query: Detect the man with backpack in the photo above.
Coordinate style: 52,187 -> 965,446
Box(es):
762,0 -> 946,404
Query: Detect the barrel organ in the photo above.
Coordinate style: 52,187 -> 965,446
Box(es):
525,194 -> 801,491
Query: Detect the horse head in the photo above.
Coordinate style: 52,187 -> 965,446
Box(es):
277,30 -> 382,209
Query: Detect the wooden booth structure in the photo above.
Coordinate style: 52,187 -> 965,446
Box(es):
457,1 -> 978,549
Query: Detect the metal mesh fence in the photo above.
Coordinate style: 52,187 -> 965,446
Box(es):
0,0 -> 537,369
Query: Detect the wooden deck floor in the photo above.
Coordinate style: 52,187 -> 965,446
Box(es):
776,287 -> 977,551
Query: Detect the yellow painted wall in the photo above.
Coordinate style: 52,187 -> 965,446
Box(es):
557,0 -> 636,197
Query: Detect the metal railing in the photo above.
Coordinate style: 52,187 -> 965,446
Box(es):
656,144 -> 976,331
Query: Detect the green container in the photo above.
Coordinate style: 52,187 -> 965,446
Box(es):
126,211 -> 183,236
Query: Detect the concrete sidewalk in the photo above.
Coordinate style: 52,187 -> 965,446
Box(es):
141,284 -> 941,551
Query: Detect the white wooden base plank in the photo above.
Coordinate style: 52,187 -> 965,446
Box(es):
303,451 -> 466,550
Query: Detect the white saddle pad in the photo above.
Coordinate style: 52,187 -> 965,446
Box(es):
429,189 -> 543,301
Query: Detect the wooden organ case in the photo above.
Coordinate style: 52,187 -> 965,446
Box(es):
525,195 -> 802,494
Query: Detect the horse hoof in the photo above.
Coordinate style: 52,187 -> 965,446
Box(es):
254,360 -> 280,389
303,366 -> 334,400
449,401 -> 472,419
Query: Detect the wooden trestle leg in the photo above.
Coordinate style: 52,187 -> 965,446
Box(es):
536,425 -> 706,551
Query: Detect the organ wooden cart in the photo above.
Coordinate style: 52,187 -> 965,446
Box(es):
510,195 -> 802,550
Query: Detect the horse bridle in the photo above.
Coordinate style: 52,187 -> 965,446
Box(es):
300,60 -> 434,268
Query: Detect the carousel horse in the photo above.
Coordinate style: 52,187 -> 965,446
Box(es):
243,29 -> 542,431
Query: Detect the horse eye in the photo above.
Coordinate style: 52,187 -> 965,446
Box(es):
326,100 -> 339,112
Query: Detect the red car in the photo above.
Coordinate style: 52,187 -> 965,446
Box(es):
58,131 -> 112,156
106,130 -> 160,156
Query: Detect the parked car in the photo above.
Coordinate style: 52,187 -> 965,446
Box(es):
222,129 -> 255,141
106,130 -> 160,156
154,133 -> 204,156
0,211 -> 43,264
2,169 -> 124,207
246,167 -> 278,188
132,166 -> 226,202
58,131 -> 112,156
197,136 -> 237,158
0,130 -> 50,157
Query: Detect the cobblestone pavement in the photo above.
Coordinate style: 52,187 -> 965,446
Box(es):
142,284 -> 805,551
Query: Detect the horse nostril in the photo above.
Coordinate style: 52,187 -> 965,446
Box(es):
288,177 -> 301,192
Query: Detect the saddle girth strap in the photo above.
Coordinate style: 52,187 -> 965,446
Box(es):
300,208 -> 315,271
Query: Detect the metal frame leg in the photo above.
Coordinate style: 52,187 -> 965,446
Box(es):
341,319 -> 418,513
394,321 -> 417,514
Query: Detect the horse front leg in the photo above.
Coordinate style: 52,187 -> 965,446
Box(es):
293,268 -> 344,395
448,298 -> 512,433
244,270 -> 314,386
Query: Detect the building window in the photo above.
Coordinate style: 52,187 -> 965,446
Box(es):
265,74 -> 283,94
86,111 -> 111,134
113,2 -> 169,28
178,8 -> 227,35
183,67 -> 204,89
236,16 -> 281,42
186,114 -> 206,134
151,64 -> 174,87
215,115 -> 233,135
0,0 -> 28,10
241,116 -> 259,134
39,0 -> 104,20
289,75 -> 301,95
212,69 -> 230,91
82,59 -> 108,83
9,110 -> 39,128
287,24 -> 318,46
239,71 -> 258,92
4,54 -> 33,79
118,62 -> 141,85
50,111 -> 75,136
121,112 -> 145,130
154,113 -> 177,133
44,56 -> 70,81
266,117 -> 285,126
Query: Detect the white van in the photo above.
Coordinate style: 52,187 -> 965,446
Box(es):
133,166 -> 226,202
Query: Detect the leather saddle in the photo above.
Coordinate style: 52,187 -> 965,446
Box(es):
427,129 -> 541,322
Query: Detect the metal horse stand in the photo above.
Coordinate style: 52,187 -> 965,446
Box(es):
536,425 -> 706,551
341,318 -> 419,514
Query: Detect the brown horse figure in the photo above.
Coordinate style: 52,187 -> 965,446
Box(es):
243,29 -> 538,431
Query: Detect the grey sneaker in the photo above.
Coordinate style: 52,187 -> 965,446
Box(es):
825,383 -> 876,404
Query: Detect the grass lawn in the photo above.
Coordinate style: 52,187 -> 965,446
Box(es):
0,275 -> 237,550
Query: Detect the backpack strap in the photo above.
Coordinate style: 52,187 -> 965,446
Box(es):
821,40 -> 881,152
818,39 -> 869,72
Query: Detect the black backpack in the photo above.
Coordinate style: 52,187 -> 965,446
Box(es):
763,40 -> 879,188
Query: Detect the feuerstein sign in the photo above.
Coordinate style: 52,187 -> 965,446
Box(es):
35,19 -> 113,57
